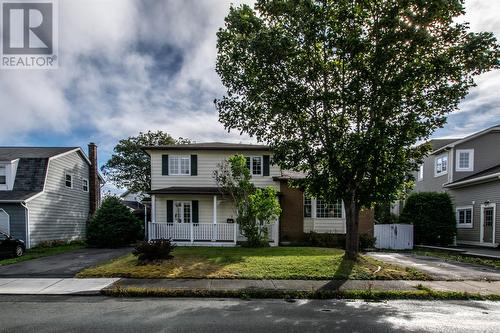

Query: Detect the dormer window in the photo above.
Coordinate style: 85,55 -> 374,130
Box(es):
434,154 -> 448,177
0,165 -> 6,185
456,149 -> 474,172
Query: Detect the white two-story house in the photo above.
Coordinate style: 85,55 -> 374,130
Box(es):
144,142 -> 374,246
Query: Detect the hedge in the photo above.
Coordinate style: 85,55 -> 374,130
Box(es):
400,192 -> 456,246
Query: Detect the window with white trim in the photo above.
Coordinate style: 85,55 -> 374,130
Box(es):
245,156 -> 263,176
456,149 -> 474,172
82,178 -> 89,192
0,165 -> 6,185
316,199 -> 343,218
434,154 -> 448,176
456,206 -> 473,228
65,173 -> 73,188
304,197 -> 312,218
418,164 -> 424,181
169,155 -> 190,175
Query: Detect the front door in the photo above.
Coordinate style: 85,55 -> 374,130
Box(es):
174,201 -> 191,223
481,205 -> 495,244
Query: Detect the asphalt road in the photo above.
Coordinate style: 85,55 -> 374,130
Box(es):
0,296 -> 499,333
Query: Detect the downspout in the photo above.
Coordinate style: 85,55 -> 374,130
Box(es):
20,201 -> 30,249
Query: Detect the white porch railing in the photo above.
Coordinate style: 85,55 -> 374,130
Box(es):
148,222 -> 278,245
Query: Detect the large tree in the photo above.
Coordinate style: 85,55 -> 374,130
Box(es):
215,0 -> 498,259
102,131 -> 189,192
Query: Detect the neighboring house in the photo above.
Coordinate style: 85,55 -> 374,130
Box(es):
120,190 -> 148,212
0,144 -> 103,248
413,124 -> 500,247
144,142 -> 374,246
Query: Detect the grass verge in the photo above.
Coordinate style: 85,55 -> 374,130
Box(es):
413,249 -> 500,269
102,285 -> 500,301
0,241 -> 86,266
78,247 -> 430,280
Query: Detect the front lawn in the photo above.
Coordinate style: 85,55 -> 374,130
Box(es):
413,249 -> 500,269
0,242 -> 86,266
77,247 -> 430,280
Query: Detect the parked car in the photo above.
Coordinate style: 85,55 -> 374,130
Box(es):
0,232 -> 25,258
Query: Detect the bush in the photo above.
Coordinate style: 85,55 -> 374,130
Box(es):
359,234 -> 376,249
133,239 -> 176,263
304,232 -> 346,248
87,196 -> 143,248
400,192 -> 456,245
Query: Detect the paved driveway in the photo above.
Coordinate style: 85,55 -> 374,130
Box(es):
368,252 -> 500,281
0,248 -> 131,278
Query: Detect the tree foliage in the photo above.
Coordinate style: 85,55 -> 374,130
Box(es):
400,192 -> 456,245
102,131 -> 190,192
87,196 -> 143,248
214,155 -> 281,247
215,0 -> 498,258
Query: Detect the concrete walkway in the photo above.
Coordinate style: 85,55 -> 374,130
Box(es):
0,278 -> 119,295
0,278 -> 499,295
367,252 -> 500,281
115,278 -> 500,296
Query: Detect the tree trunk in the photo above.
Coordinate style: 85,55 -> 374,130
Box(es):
344,195 -> 360,260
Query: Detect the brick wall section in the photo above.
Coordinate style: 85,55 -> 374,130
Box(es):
359,208 -> 374,236
279,180 -> 305,242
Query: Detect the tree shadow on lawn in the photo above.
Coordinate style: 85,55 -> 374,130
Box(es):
319,254 -> 355,290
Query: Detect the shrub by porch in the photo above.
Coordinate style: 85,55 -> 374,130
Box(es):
77,247 -> 429,280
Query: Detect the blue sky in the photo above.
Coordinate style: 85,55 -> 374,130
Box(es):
0,0 -> 498,192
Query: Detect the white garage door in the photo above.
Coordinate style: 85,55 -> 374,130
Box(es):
0,209 -> 9,234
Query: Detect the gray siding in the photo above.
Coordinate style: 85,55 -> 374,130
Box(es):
27,151 -> 90,247
452,132 -> 500,182
0,203 -> 26,242
449,180 -> 500,245
414,151 -> 450,193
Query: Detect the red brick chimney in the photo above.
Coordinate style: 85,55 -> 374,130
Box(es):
88,142 -> 100,216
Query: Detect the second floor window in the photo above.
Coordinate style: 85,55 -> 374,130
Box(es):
246,156 -> 263,176
0,165 -> 6,185
65,173 -> 73,188
82,179 -> 89,192
169,155 -> 190,175
456,149 -> 474,171
435,154 -> 448,176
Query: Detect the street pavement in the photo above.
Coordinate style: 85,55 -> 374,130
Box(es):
0,296 -> 498,333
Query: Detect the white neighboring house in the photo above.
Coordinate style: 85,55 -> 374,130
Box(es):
0,144 -> 103,248
144,143 -> 280,246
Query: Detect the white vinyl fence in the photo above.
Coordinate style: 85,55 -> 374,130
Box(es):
374,224 -> 413,250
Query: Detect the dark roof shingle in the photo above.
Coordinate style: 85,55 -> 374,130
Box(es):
0,147 -> 77,160
144,142 -> 269,151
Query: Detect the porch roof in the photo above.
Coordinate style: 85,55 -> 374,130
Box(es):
148,187 -> 225,195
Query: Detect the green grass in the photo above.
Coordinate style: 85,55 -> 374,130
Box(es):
413,249 -> 500,269
0,242 -> 86,266
103,285 -> 500,301
78,246 -> 430,280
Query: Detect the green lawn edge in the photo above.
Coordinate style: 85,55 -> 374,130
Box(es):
102,286 -> 500,301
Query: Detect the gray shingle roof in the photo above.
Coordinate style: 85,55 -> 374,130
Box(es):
446,163 -> 500,187
0,158 -> 48,202
148,187 -> 224,195
144,142 -> 269,151
0,147 -> 77,160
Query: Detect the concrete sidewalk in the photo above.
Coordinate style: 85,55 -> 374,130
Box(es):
114,278 -> 500,296
1,278 -> 499,296
0,278 -> 119,295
